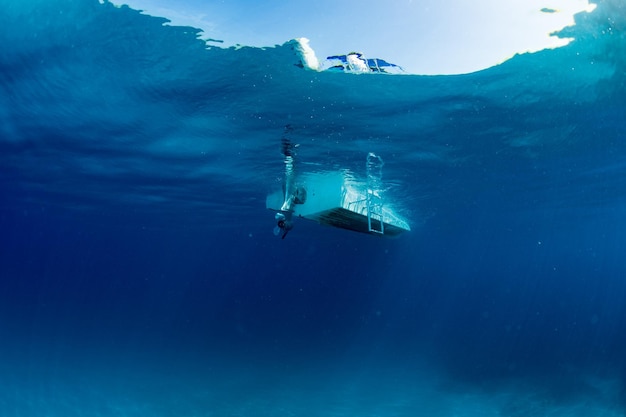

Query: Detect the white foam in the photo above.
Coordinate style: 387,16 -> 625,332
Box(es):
293,38 -> 320,71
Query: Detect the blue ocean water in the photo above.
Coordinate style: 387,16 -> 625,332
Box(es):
2,0 -> 626,415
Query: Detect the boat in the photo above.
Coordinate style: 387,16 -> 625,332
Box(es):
323,52 -> 404,74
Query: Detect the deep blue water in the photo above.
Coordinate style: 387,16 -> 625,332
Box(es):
2,0 -> 626,415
